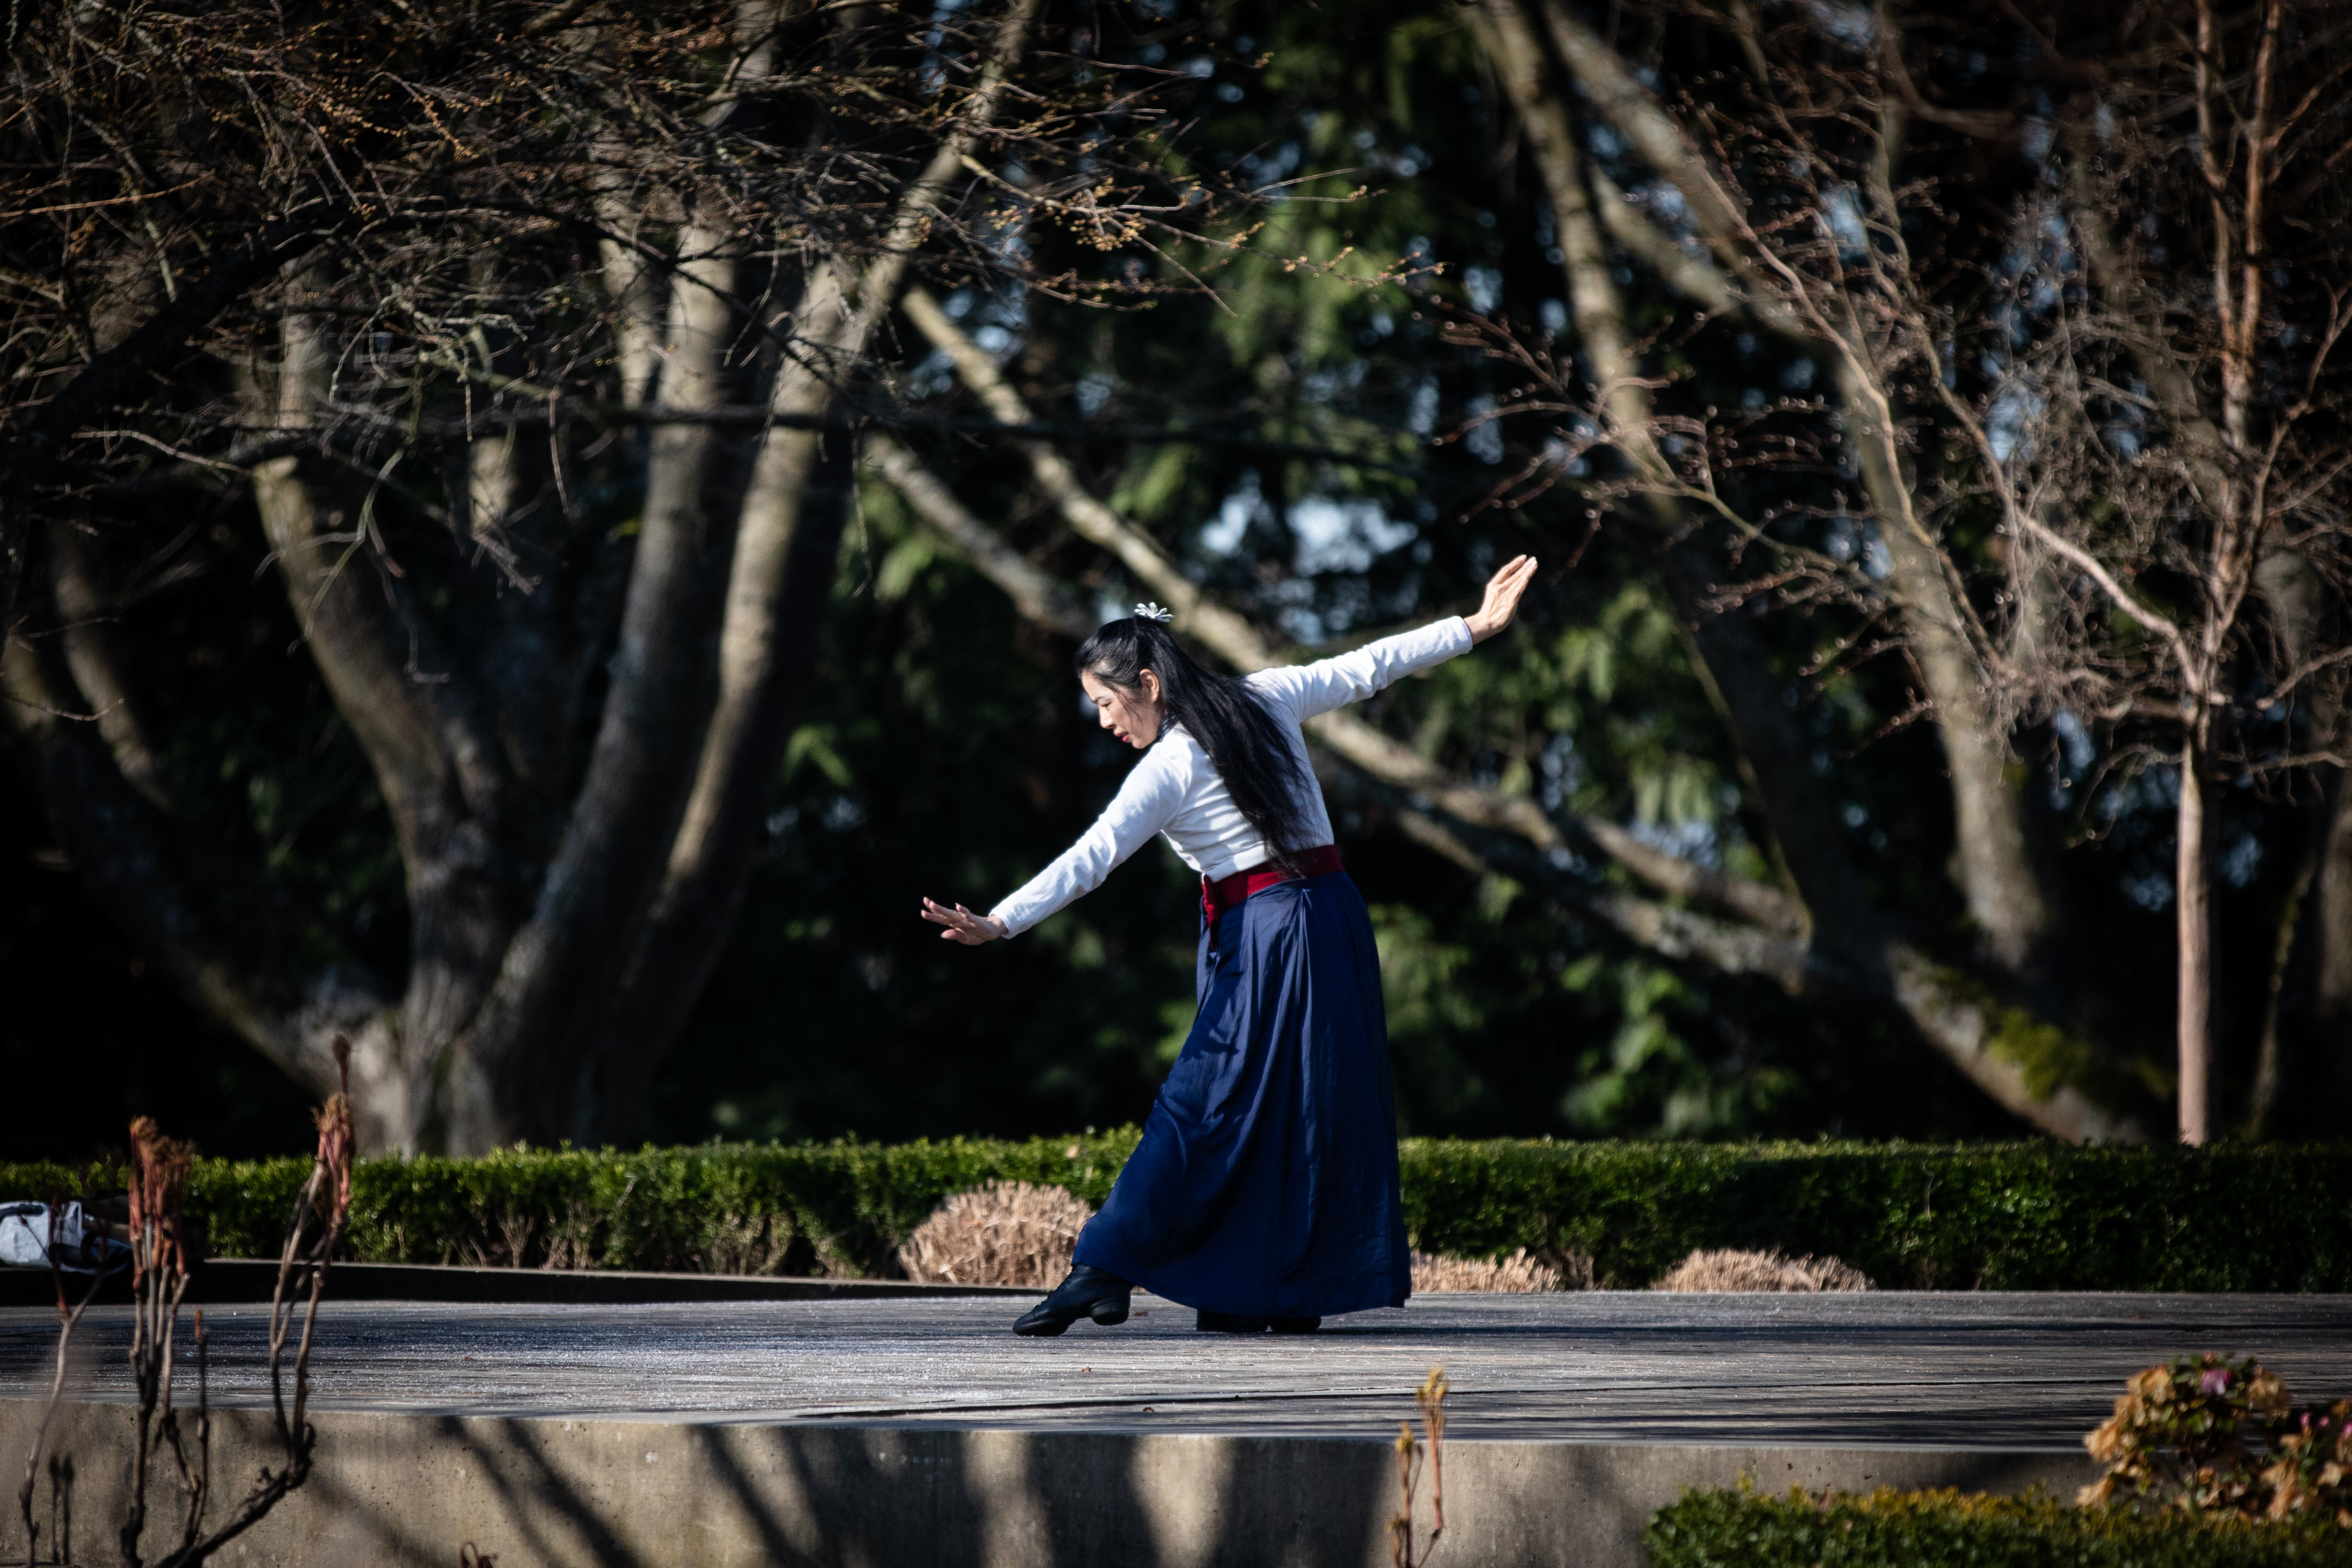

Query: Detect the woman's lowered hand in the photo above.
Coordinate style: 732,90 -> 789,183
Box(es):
921,897 -> 1006,945
1464,554 -> 1538,643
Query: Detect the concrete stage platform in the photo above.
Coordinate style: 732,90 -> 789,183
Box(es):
4,1291 -> 2346,1566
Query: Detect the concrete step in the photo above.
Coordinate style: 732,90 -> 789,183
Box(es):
4,1292 -> 2342,1566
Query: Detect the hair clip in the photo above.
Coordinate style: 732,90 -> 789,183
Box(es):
1133,602 -> 1173,623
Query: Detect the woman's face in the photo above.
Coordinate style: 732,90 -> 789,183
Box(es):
1081,667 -> 1164,750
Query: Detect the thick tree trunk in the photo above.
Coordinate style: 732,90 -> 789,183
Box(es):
5,0 -> 1065,1153
1658,548 -> 1881,959
2245,545 -> 2336,1137
1476,0 -> 1875,955
1455,0 -> 2132,1138
242,285 -> 519,1149
1834,367 -> 2065,981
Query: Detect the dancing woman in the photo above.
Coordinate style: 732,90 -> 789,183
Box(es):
921,556 -> 1537,1336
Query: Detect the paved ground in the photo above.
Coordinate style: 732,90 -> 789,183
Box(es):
4,1292 -> 2345,1450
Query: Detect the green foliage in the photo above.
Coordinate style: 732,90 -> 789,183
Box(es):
3,1141 -> 2344,1289
0,1135 -> 1146,1276
1644,1485 -> 2352,1568
1393,1140 -> 2352,1291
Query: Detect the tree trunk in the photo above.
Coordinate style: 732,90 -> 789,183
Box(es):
2177,732 -> 2212,1144
242,282 -> 520,1149
438,224 -> 745,1151
544,0 -> 1045,1145
1832,362 -> 2066,982
47,523 -> 173,810
1478,0 -> 1877,954
2245,544 -> 2337,1137
1458,0 -> 2139,1136
566,431 -> 857,1142
2245,804 -> 2316,1138
1506,0 -> 2067,984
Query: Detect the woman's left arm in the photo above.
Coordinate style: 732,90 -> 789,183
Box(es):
1256,555 -> 1537,722
922,739 -> 1192,946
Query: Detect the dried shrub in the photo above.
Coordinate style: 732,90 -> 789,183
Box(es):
1649,1248 -> 1872,1292
2079,1353 -> 2352,1526
696,1211 -> 798,1278
896,1182 -> 1094,1288
1411,1247 -> 1584,1292
2082,1353 -> 2289,1515
2264,1401 -> 2352,1527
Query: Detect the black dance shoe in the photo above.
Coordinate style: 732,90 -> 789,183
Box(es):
1012,1264 -> 1132,1336
1195,1310 -> 1270,1333
1270,1317 -> 1322,1335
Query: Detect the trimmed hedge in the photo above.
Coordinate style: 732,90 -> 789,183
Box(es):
1,1139 -> 2346,1288
1644,1486 -> 2352,1567
1398,1139 -> 2352,1291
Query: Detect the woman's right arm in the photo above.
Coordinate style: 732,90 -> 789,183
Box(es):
924,743 -> 1190,944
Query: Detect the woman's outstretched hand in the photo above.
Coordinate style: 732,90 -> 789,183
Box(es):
1464,554 -> 1538,643
922,897 -> 1006,946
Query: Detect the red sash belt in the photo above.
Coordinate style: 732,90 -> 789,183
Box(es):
1200,844 -> 1344,927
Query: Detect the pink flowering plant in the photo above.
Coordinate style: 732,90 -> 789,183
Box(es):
2080,1353 -> 2351,1526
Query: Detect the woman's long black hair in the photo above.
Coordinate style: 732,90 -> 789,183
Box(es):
1077,617 -> 1318,870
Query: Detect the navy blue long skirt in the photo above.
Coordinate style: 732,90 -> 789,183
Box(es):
1072,870 -> 1413,1318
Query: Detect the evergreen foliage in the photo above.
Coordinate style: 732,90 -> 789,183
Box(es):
1,1140 -> 2342,1288
1644,1486 -> 2352,1568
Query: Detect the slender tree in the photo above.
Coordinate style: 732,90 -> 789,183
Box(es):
1454,0 -> 2352,1141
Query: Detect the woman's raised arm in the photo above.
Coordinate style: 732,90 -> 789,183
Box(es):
1251,556 -> 1538,723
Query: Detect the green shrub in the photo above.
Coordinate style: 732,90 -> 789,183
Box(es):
0,1135 -> 1145,1275
1644,1485 -> 2352,1567
1,1139 -> 2346,1286
1398,1139 -> 2352,1290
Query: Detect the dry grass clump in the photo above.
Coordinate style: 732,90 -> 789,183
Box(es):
1648,1247 -> 1873,1292
896,1181 -> 1095,1288
1410,1247 -> 1590,1292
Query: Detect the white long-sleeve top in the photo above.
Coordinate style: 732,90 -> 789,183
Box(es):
988,617 -> 1475,937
